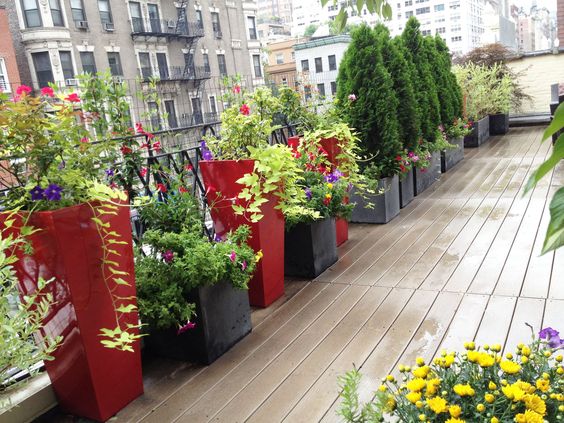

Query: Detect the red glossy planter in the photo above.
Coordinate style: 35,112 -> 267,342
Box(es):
1,202 -> 143,422
200,159 -> 284,307
320,137 -> 349,246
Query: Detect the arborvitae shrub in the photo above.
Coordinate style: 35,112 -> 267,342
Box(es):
435,34 -> 463,122
337,24 -> 402,177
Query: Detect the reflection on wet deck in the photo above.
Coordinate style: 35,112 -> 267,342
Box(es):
113,126 -> 563,423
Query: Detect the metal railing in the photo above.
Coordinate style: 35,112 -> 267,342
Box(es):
139,66 -> 211,82
131,18 -> 205,38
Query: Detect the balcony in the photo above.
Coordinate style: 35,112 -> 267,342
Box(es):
131,18 -> 204,40
139,66 -> 211,83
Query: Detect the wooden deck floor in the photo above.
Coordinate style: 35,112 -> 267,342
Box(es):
115,126 -> 563,423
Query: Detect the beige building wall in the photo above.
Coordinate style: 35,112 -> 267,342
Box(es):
507,52 -> 564,114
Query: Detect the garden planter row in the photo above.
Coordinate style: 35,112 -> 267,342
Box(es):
414,151 -> 441,196
350,175 -> 400,224
441,136 -> 464,173
489,113 -> 509,135
464,115 -> 490,147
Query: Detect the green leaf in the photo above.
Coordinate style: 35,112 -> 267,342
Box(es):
542,187 -> 564,254
543,102 -> 564,142
524,135 -> 564,193
382,2 -> 392,19
113,277 -> 131,286
91,217 -> 110,228
3,219 -> 15,229
109,267 -> 128,275
116,304 -> 137,313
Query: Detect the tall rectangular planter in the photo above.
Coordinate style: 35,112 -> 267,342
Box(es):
284,218 -> 338,278
441,136 -> 464,173
399,168 -> 414,208
489,113 -> 509,135
144,281 -> 251,365
335,217 -> 348,246
200,160 -> 284,308
350,175 -> 400,224
0,203 -> 143,422
414,151 -> 441,196
464,115 -> 490,147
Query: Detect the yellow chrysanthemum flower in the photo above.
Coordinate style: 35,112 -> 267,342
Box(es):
515,410 -> 543,423
416,357 -> 426,366
413,366 -> 430,379
426,396 -> 448,414
491,418 -> 500,423
535,379 -> 550,393
449,405 -> 462,417
478,353 -> 495,367
406,391 -> 422,404
485,393 -> 495,403
523,394 -> 546,416
407,378 -> 427,392
476,403 -> 485,412
488,381 -> 497,390
453,384 -> 475,397
445,418 -> 465,423
384,395 -> 396,412
425,378 -> 441,396
502,384 -> 525,401
521,346 -> 531,357
500,360 -> 521,374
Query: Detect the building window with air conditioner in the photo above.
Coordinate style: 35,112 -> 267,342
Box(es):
0,58 -> 11,93
59,51 -> 75,85
98,0 -> 113,30
80,52 -> 97,74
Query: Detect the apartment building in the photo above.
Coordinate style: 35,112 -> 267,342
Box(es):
0,5 -> 22,91
257,0 -> 292,24
265,38 -> 296,85
2,0 -> 262,128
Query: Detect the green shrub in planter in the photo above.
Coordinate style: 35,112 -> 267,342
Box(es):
434,35 -> 464,122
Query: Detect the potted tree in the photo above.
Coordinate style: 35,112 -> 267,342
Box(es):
201,85 -> 305,307
135,188 -> 257,364
0,86 -> 143,421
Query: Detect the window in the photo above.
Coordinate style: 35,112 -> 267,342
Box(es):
0,58 -> 10,92
32,52 -> 54,88
301,59 -> 309,72
164,100 -> 178,128
138,52 -> 151,78
148,101 -> 161,130
421,29 -> 431,35
70,0 -> 85,22
436,27 -> 446,34
217,54 -> 227,76
406,10 -> 413,17
21,0 -> 42,28
330,81 -> 337,95
328,54 -> 336,71
317,83 -> 325,97
80,52 -> 96,74
209,95 -> 217,114
434,4 -> 444,11
451,36 -> 462,42
59,51 -> 74,80
49,0 -> 64,26
107,52 -> 123,76
416,7 -> 430,14
195,10 -> 203,29
191,97 -> 203,124
202,53 -> 210,73
304,85 -> 311,100
276,53 -> 284,65
252,54 -> 262,77
247,16 -> 257,40
315,57 -> 322,73
291,52 -> 295,61
156,53 -> 168,80
147,4 -> 160,33
404,0 -> 412,5
211,12 -> 221,38
98,0 -> 113,25
129,2 -> 143,32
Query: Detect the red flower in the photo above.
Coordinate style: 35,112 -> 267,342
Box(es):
135,122 -> 144,134
395,155 -> 403,161
109,182 -> 118,189
16,85 -> 32,96
323,196 -> 331,206
140,167 -> 148,177
65,92 -> 81,103
179,186 -> 188,193
288,138 -> 299,151
80,137 -> 89,143
233,84 -> 241,94
41,87 -> 54,97
185,164 -> 194,172
400,164 -> 406,173
292,151 -> 302,159
152,141 -> 161,152
156,183 -> 167,193
120,145 -> 132,155
318,147 -> 328,157
239,104 -> 250,116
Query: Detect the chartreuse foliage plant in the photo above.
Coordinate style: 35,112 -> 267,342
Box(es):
524,103 -> 564,253
0,231 -> 61,409
135,189 -> 256,330
338,326 -> 564,422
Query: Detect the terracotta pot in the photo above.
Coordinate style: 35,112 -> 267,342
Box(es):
199,159 -> 285,307
0,202 -> 143,422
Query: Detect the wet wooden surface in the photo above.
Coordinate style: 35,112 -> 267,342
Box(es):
52,127 -> 564,423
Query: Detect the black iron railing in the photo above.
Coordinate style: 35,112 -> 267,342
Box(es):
131,18 -> 204,38
139,66 -> 211,82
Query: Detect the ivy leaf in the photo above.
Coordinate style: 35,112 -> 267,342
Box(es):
113,277 -> 131,286
116,304 -> 137,313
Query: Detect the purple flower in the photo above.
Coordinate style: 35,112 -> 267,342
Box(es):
162,250 -> 174,263
202,149 -> 213,160
539,327 -> 559,339
200,140 -> 207,150
213,233 -> 223,242
177,321 -> 196,335
408,151 -> 415,158
305,187 -> 312,200
105,168 -> 114,177
30,186 -> 45,201
58,161 -> 65,170
44,184 -> 63,201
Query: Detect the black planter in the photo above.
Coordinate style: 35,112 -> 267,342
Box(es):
464,115 -> 490,147
489,113 -> 509,135
441,136 -> 464,173
145,280 -> 251,365
284,218 -> 338,278
414,150 -> 441,196
350,175 -> 400,224
399,168 -> 414,208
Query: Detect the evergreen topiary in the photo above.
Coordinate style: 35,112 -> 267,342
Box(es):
373,24 -> 421,152
401,18 -> 441,143
337,24 -> 402,177
435,34 -> 463,122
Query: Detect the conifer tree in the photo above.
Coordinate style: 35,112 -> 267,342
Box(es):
435,34 -> 463,120
373,24 -> 421,151
401,18 -> 441,143
337,24 -> 402,176
423,36 -> 454,127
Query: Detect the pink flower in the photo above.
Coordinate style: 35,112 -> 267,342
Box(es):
228,251 -> 236,263
156,183 -> 167,193
135,122 -> 145,134
241,260 -> 247,271
140,167 -> 148,177
80,137 -> 89,143
162,250 -> 174,263
65,92 -> 81,103
152,141 -> 161,152
412,155 -> 420,162
177,321 -> 196,335
41,86 -> 54,97
16,85 -> 32,96
233,84 -> 241,94
185,164 -> 194,172
348,93 -> 357,102
239,104 -> 250,116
